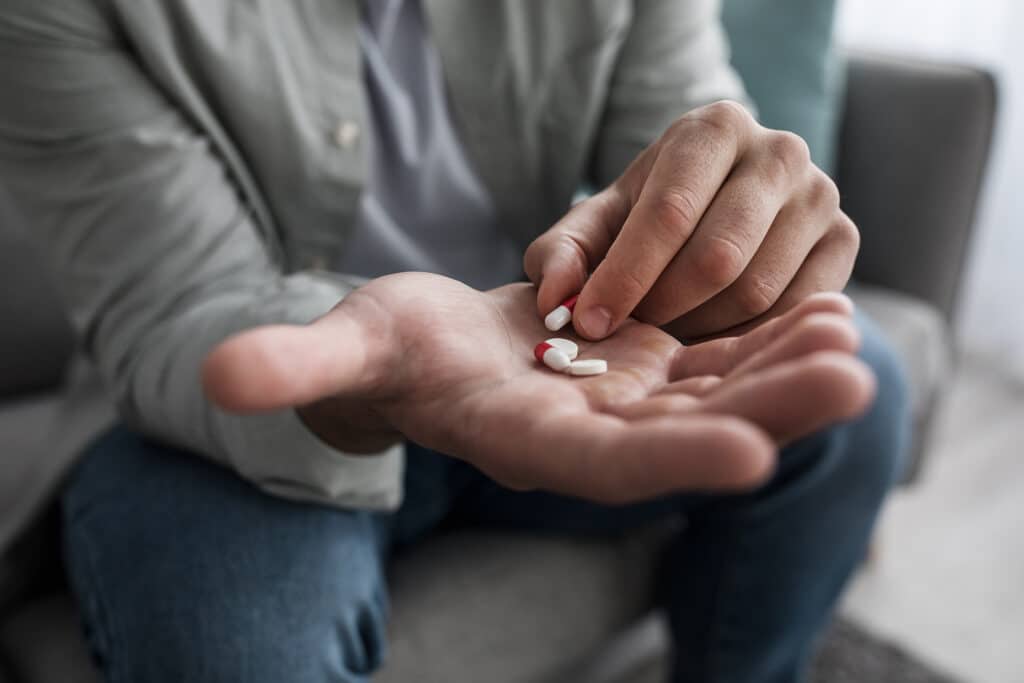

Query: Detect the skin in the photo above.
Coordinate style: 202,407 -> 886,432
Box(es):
524,100 -> 859,342
202,274 -> 874,504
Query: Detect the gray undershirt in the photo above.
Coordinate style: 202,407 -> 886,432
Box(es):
337,0 -> 524,291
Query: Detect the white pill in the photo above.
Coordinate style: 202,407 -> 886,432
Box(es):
544,306 -> 572,332
544,338 -> 579,360
533,341 -> 572,372
543,295 -> 579,332
567,359 -> 608,376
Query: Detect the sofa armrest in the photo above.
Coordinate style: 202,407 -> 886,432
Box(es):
836,51 -> 997,321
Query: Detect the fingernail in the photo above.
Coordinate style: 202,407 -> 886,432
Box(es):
578,306 -> 612,338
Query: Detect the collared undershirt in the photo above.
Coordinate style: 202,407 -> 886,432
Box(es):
337,0 -> 525,291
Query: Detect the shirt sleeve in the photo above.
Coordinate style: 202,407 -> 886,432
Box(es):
0,2 -> 403,510
589,0 -> 754,187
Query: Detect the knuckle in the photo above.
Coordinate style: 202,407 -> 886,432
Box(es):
651,187 -> 705,235
767,130 -> 812,174
807,170 -> 841,211
733,275 -> 780,318
832,213 -> 861,252
704,100 -> 753,129
693,235 -> 747,289
685,100 -> 752,140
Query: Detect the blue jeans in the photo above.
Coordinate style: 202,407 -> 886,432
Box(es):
61,314 -> 909,683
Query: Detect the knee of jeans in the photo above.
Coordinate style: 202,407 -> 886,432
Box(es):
113,565 -> 389,683
811,310 -> 912,506
69,509 -> 391,683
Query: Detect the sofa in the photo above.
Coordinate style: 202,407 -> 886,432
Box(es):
0,49 -> 996,683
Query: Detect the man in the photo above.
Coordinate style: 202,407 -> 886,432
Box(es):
0,1 -> 908,681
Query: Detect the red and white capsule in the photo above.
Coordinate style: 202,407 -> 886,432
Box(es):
544,295 -> 579,332
534,340 -> 572,372
544,337 -> 578,360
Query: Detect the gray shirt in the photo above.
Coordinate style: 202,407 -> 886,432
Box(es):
342,0 -> 523,291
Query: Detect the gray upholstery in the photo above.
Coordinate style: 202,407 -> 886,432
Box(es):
0,53 -> 997,682
847,283 -> 952,480
838,52 -> 997,319
379,530 -> 662,683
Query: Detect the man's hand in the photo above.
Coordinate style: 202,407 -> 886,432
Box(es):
524,100 -> 858,341
202,273 -> 874,504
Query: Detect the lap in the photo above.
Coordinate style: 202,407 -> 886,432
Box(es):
61,310 -> 905,682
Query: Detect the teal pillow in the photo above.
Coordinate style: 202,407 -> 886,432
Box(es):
721,0 -> 843,175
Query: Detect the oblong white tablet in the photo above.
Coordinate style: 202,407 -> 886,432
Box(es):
567,359 -> 607,376
544,338 -> 579,360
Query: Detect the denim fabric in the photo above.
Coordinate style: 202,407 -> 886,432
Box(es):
61,313 -> 909,683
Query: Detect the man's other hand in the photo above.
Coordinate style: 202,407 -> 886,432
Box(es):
525,101 -> 858,342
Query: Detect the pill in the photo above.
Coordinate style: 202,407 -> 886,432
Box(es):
544,338 -> 578,360
534,341 -> 572,372
544,295 -> 579,331
567,359 -> 607,376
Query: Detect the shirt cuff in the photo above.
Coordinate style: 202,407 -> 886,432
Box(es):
223,405 -> 405,511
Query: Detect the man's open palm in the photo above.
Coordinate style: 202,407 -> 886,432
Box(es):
203,273 -> 874,503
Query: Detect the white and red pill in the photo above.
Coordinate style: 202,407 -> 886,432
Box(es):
534,338 -> 606,375
544,295 -> 578,332
534,340 -> 572,372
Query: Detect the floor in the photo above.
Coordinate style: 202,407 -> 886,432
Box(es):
840,356 -> 1024,683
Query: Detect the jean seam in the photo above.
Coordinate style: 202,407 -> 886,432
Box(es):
691,513 -> 743,683
67,515 -> 124,683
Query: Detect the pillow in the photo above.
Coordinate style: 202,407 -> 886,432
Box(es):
721,0 -> 844,175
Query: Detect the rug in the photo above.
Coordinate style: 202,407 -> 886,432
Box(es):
810,618 -> 965,683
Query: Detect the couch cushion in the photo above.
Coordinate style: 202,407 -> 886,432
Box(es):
847,283 -> 952,423
722,0 -> 843,174
379,529 -> 662,682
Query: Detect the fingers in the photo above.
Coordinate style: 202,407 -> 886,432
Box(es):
488,411 -> 776,503
635,137 -> 804,326
614,351 -> 875,446
725,312 -> 860,380
746,213 -> 860,324
573,103 -> 751,339
670,292 -> 854,379
662,178 -> 833,337
523,187 -> 629,316
202,307 -> 381,414
699,352 -> 876,444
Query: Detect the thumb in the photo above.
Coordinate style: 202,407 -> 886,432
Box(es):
523,187 -> 629,316
202,309 -> 377,414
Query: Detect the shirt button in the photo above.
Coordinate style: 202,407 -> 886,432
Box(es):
332,120 -> 360,149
